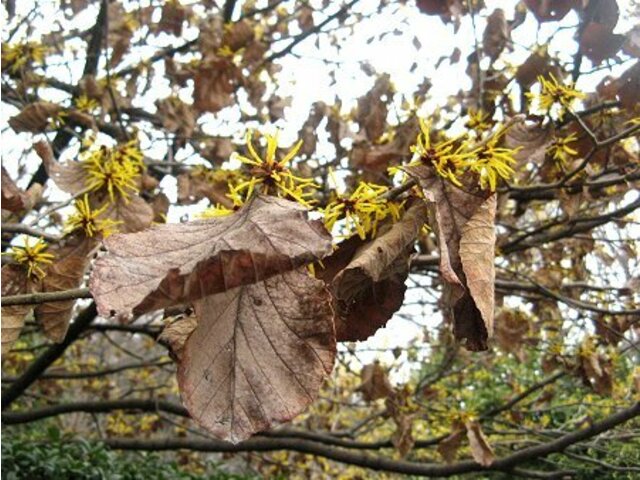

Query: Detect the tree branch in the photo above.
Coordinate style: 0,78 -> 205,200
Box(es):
1,303 -> 97,409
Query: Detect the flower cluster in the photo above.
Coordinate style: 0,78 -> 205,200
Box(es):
323,181 -> 401,239
65,195 -> 119,237
526,74 -> 585,119
81,139 -> 144,202
546,132 -> 579,166
408,119 -> 473,187
7,237 -> 55,280
233,130 -> 317,207
1,41 -> 46,73
406,118 -> 518,192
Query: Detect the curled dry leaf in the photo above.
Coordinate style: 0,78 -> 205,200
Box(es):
406,165 -> 496,351
482,9 -> 510,62
8,102 -> 61,133
155,97 -> 196,145
580,22 -> 625,65
1,264 -> 35,356
465,420 -> 495,466
523,0 -> 574,22
357,362 -> 395,402
157,0 -> 187,36
494,309 -> 530,360
89,195 -> 332,319
193,56 -> 241,114
317,201 -> 427,341
35,234 -> 98,343
357,74 -> 392,142
35,140 -> 86,195
438,421 -> 466,463
158,314 -> 198,362
597,61 -> 639,110
178,269 -> 336,444
1,166 -> 28,213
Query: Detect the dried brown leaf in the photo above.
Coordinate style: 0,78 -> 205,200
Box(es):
483,9 -> 510,62
157,0 -> 187,36
96,193 -> 154,233
438,422 -> 465,463
1,167 -> 28,213
8,102 -> 61,133
89,195 -> 332,319
318,202 -> 427,341
35,140 -> 86,195
357,362 -> 395,402
193,57 -> 241,114
580,22 -> 625,65
406,165 -> 496,351
178,269 -> 335,443
465,421 -> 495,466
1,264 -> 35,356
158,314 -> 198,362
35,234 -> 98,343
523,0 -> 574,22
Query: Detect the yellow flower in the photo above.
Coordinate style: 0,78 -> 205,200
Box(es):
526,74 -> 585,119
1,41 -> 46,73
7,237 -> 55,279
546,132 -> 579,165
408,118 -> 473,187
233,130 -> 317,207
81,140 -> 144,202
323,181 -> 391,239
465,109 -> 493,134
466,135 -> 518,192
65,195 -> 120,237
75,95 -> 100,113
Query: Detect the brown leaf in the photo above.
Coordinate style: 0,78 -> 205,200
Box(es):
523,0 -> 574,22
580,22 -> 625,65
495,309 -> 530,359
176,170 -> 233,207
89,195 -> 332,319
198,137 -> 235,166
357,74 -> 392,142
483,9 -> 510,62
1,167 -> 28,213
579,351 -> 613,396
157,0 -> 187,36
386,386 -> 415,457
193,56 -> 241,114
465,420 -> 495,466
515,50 -> 556,89
357,361 -> 394,402
155,96 -> 196,145
8,102 -> 61,133
438,422 -> 465,463
178,269 -> 336,443
35,234 -> 98,343
150,193 -> 170,223
96,194 -> 154,233
35,140 -> 86,195
406,165 -> 496,351
1,264 -> 34,356
158,314 -> 198,362
600,61 -> 640,110
318,202 -> 426,341
297,4 -> 315,31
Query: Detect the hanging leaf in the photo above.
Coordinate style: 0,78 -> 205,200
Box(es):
8,102 -> 61,133
158,314 -> 198,362
1,166 -> 28,213
1,264 -> 36,356
357,361 -> 395,402
35,234 -> 98,343
178,269 -> 335,443
465,421 -> 495,466
317,201 -> 426,341
406,165 -> 496,351
90,195 -> 332,319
